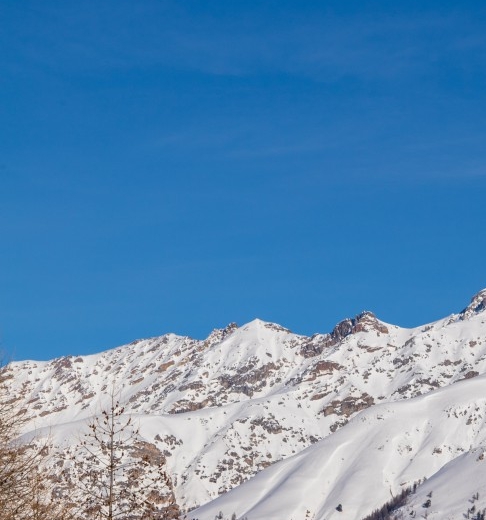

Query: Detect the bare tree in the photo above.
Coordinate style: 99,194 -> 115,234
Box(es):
0,365 -> 72,520
23,465 -> 75,520
66,392 -> 179,520
0,366 -> 39,518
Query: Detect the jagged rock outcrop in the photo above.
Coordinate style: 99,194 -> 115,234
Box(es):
331,311 -> 389,341
460,289 -> 486,320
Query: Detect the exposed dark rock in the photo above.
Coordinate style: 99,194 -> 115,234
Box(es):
331,311 -> 389,341
321,393 -> 375,417
218,362 -> 279,396
459,289 -> 486,320
461,370 -> 479,381
250,415 -> 284,434
304,361 -> 343,381
205,323 -> 239,345
300,312 -> 388,358
299,335 -> 333,358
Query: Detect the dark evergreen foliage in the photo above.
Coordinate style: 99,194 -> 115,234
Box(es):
361,481 -> 421,520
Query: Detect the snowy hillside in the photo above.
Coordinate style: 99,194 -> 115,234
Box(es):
193,373 -> 486,520
5,289 -> 486,519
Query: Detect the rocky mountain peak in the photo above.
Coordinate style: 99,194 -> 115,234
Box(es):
205,322 -> 239,345
330,310 -> 388,341
459,289 -> 486,320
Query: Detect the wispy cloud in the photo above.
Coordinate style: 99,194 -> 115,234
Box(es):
6,3 -> 484,83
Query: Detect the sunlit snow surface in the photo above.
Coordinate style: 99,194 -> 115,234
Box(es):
7,290 -> 486,519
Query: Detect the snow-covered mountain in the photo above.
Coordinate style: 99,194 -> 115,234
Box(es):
5,289 -> 486,519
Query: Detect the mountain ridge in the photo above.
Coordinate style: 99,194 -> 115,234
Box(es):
5,288 -> 486,519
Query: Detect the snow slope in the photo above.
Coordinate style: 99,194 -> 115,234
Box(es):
5,289 -> 486,518
192,373 -> 486,520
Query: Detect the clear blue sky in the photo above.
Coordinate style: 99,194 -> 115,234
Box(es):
1,1 -> 486,360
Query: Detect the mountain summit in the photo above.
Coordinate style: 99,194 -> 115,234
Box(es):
6,289 -> 486,520
460,288 -> 486,320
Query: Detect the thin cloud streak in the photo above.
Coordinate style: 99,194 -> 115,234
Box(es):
5,4 -> 483,83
